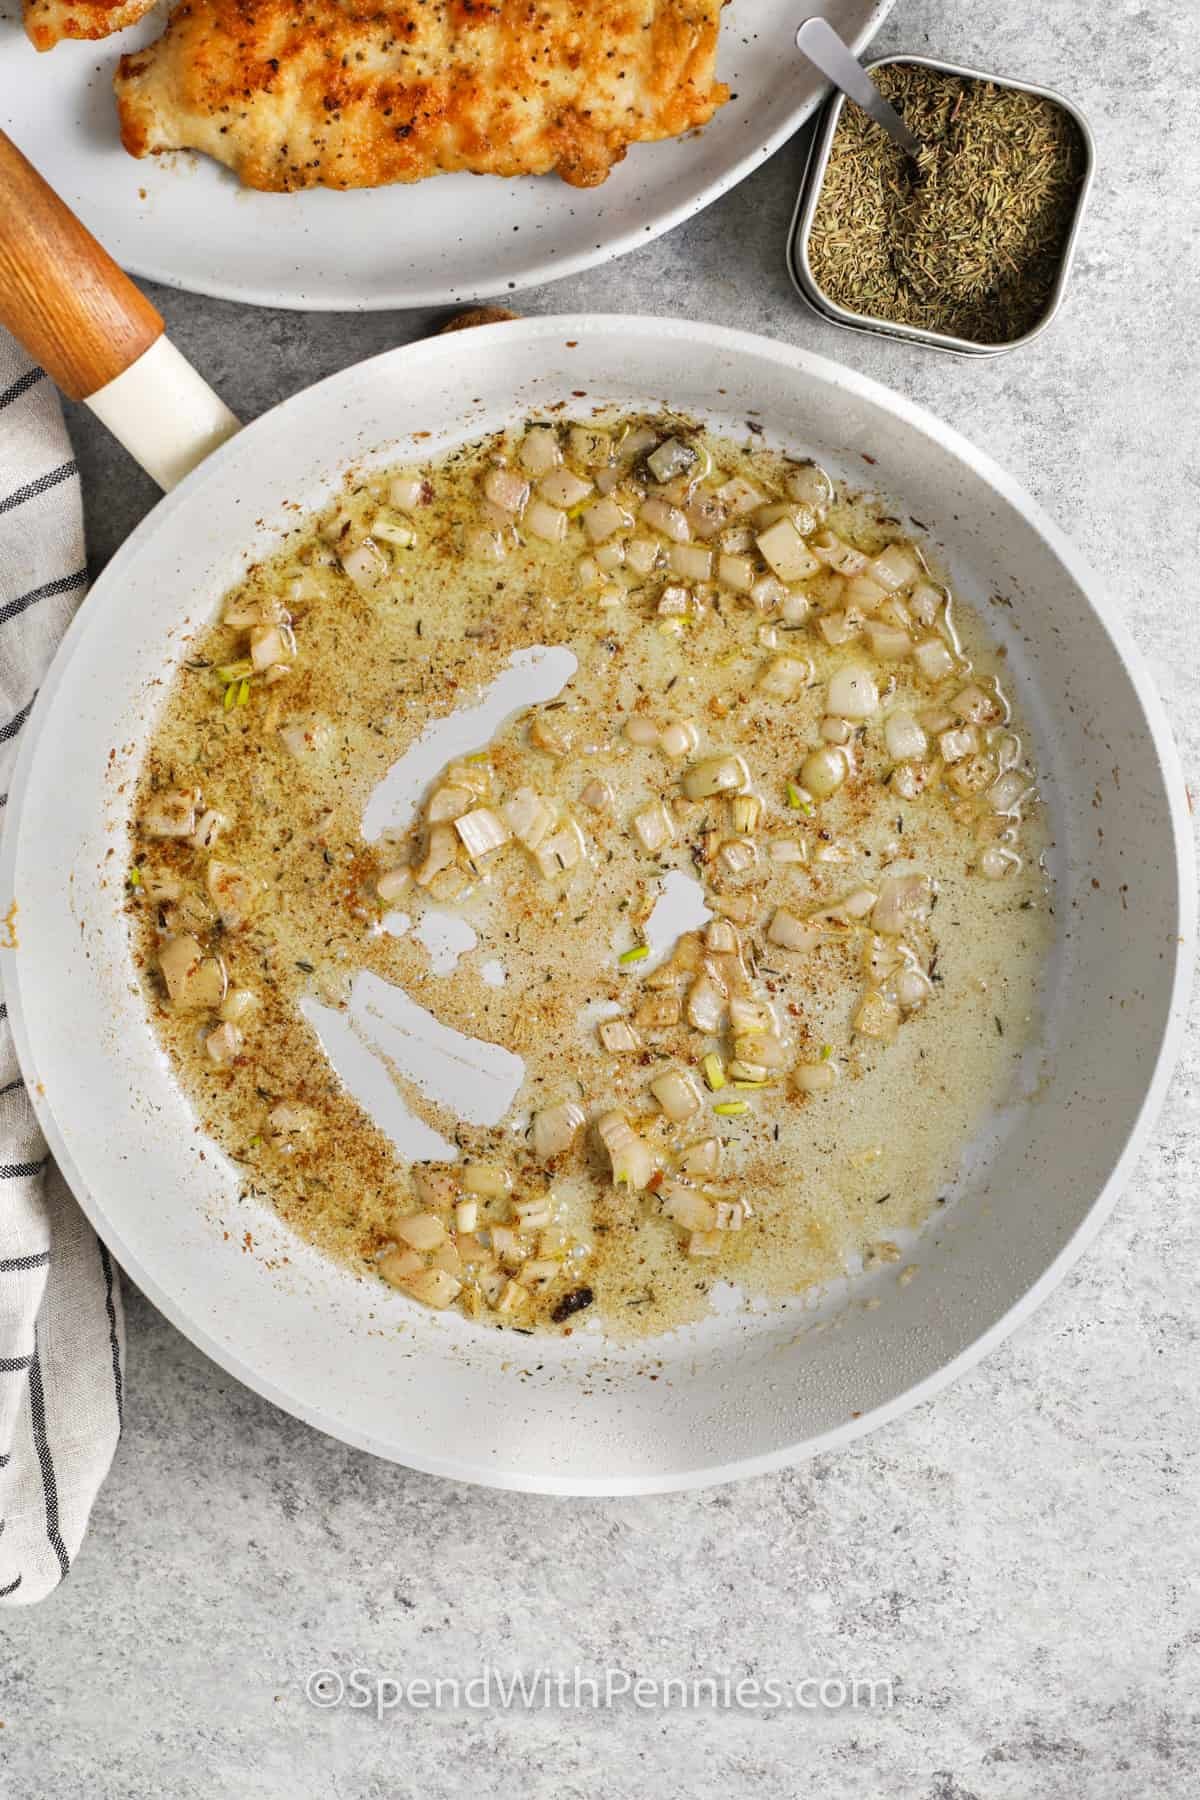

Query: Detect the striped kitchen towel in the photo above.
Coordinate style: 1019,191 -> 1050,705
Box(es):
0,331 -> 124,1605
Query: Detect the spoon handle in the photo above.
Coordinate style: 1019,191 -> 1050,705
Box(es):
796,18 -> 922,157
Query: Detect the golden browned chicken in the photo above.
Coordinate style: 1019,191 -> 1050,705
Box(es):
24,0 -> 156,51
114,0 -> 728,192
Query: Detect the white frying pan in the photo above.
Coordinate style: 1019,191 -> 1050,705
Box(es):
0,136 -> 1192,1493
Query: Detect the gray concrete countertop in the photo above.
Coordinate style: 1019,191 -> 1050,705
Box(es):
2,4 -> 1198,1795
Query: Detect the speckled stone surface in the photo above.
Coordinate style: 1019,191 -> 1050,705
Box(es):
2,4 -> 1198,1795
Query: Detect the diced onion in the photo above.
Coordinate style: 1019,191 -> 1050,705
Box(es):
938,726 -> 977,765
650,1068 -> 703,1122
854,991 -> 900,1041
398,1267 -> 462,1309
909,582 -> 945,626
869,542 -> 920,591
159,935 -> 225,1009
518,1257 -> 562,1290
219,986 -> 257,1026
502,787 -> 556,849
379,1246 -> 425,1287
800,746 -> 848,798
396,1212 -> 447,1251
891,762 -> 929,801
914,637 -> 956,682
278,717 -> 332,758
842,887 -> 878,919
192,808 -> 227,851
518,428 -> 561,476
844,573 -> 888,613
989,771 -> 1030,814
704,919 -> 738,955
640,497 -> 691,543
144,788 -> 198,839
811,531 -> 866,576
895,966 -> 933,1010
662,1184 -> 717,1231
718,838 -> 756,877
821,716 -> 852,745
794,1060 -> 838,1094
204,1021 -> 242,1066
207,859 -> 259,929
866,623 -> 912,660
952,684 -> 997,724
465,526 -> 507,562
750,574 -> 789,613
427,784 -> 474,824
533,818 -> 586,878
734,1032 -> 788,1070
581,497 -> 629,543
598,1018 -> 640,1053
872,873 -> 932,936
595,541 -> 625,573
658,719 -> 699,760
482,468 -> 528,518
677,1137 -> 721,1177
376,866 -> 411,903
686,493 -> 727,539
767,909 -> 822,952
249,622 -> 294,671
268,1102 -> 312,1136
715,477 -> 766,516
884,711 -> 928,761
454,806 -> 511,862
632,800 -> 675,854
538,468 -> 593,509
372,514 -> 416,549
979,845 -> 1021,879
756,518 -> 820,582
827,664 -> 879,719
597,1111 -> 656,1189
524,499 -> 568,544
717,553 -> 755,593
757,654 -> 812,699
532,1099 -> 586,1159
687,1231 -> 725,1257
683,754 -> 750,800
496,1277 -> 528,1313
580,778 -> 613,811
625,537 -> 660,576
339,538 -> 389,589
388,472 -> 428,512
686,973 -> 726,1033
647,438 -> 697,483
786,462 -> 833,511
819,610 -> 865,649
414,821 -> 458,887
657,584 -> 693,617
670,542 -> 714,582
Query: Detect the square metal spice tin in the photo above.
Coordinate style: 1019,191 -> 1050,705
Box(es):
787,53 -> 1096,357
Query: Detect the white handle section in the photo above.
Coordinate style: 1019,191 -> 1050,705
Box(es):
84,336 -> 241,491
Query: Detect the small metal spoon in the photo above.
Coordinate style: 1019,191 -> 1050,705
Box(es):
796,17 -> 923,158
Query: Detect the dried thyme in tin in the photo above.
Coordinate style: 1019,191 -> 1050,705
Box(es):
807,62 -> 1088,346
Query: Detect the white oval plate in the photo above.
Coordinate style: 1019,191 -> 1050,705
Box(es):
0,0 -> 891,310
0,318 -> 1192,1492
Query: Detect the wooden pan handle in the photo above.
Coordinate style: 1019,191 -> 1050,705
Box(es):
0,129 -> 163,403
